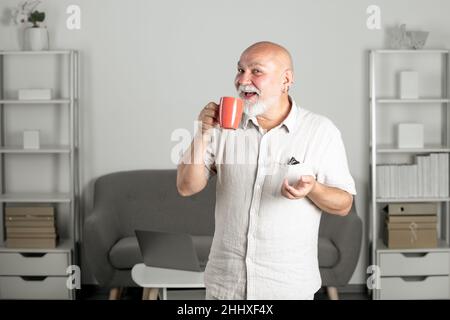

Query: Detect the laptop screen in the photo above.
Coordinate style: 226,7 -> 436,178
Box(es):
135,230 -> 204,272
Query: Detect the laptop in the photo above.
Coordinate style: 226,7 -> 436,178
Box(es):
135,229 -> 205,272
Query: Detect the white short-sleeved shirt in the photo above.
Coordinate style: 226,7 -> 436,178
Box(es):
203,97 -> 356,299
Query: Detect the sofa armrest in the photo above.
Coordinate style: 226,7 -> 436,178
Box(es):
83,209 -> 121,287
320,205 -> 363,286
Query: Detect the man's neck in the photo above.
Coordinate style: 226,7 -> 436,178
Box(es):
256,95 -> 292,131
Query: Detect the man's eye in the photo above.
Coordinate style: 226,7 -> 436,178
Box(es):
252,69 -> 261,74
237,68 -> 244,73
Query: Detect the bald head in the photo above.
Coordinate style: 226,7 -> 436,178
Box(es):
241,41 -> 294,72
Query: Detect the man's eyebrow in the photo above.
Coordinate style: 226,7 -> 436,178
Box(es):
237,62 -> 266,68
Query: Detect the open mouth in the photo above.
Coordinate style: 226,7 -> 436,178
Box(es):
241,91 -> 258,99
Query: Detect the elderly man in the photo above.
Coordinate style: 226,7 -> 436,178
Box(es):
177,41 -> 356,300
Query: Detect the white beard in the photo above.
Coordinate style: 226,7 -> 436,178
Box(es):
243,99 -> 270,117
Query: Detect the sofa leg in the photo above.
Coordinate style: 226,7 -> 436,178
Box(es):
142,288 -> 159,300
326,286 -> 339,300
109,287 -> 123,300
142,288 -> 150,300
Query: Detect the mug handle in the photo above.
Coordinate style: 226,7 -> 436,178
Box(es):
218,97 -> 223,126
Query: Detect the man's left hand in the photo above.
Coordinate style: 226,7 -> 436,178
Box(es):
281,175 -> 316,200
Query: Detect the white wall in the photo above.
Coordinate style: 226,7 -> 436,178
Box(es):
1,0 -> 450,285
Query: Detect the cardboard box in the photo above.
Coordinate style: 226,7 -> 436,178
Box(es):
6,226 -> 56,234
384,219 -> 437,248
386,203 -> 438,215
5,219 -> 55,227
5,206 -> 54,217
387,215 -> 437,224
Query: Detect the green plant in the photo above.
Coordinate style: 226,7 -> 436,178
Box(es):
28,10 -> 45,28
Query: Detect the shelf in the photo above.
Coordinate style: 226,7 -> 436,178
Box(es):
372,50 -> 449,54
376,145 -> 450,153
0,99 -> 71,104
376,239 -> 450,253
0,145 -> 70,154
0,50 -> 73,55
376,98 -> 450,104
376,197 -> 450,203
0,193 -> 72,203
0,239 -> 73,253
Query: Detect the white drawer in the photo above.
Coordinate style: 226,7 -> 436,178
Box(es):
380,276 -> 450,300
0,276 -> 72,299
379,252 -> 450,276
0,252 -> 69,276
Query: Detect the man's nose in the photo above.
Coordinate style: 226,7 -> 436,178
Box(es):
237,72 -> 252,85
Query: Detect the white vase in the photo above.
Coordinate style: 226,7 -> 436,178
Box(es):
24,27 -> 49,51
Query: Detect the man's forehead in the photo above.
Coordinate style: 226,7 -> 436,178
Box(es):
238,42 -> 293,71
237,52 -> 275,68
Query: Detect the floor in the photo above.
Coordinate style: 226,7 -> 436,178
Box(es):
79,286 -> 370,300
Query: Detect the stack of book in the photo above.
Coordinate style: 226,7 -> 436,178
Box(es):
5,206 -> 58,248
376,153 -> 449,199
384,203 -> 438,249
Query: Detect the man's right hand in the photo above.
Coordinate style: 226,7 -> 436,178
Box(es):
198,102 -> 219,136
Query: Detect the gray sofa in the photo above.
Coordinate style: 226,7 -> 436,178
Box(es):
84,169 -> 362,299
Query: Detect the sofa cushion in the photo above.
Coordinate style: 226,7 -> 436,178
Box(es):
318,237 -> 339,268
109,235 -> 213,270
109,237 -> 142,269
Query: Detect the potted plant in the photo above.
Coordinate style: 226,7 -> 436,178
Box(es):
12,0 -> 49,51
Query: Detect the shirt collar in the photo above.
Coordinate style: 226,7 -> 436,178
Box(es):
241,96 -> 299,133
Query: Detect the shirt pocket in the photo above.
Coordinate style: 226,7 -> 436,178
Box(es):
268,162 -> 315,197
286,163 -> 315,185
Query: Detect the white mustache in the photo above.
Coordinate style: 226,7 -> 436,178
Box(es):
237,85 -> 261,95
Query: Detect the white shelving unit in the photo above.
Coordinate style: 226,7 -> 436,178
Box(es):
369,49 -> 450,300
0,50 -> 79,300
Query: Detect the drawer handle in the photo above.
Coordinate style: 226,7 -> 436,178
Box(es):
400,276 -> 428,282
19,253 -> 47,258
20,276 -> 48,282
401,253 -> 428,258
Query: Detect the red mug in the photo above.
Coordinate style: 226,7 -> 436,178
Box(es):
219,97 -> 244,129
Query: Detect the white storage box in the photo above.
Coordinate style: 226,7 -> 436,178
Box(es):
397,123 -> 424,148
399,71 -> 418,99
18,89 -> 52,100
23,130 -> 40,149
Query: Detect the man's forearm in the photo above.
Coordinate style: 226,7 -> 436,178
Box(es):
307,181 -> 353,216
176,132 -> 210,196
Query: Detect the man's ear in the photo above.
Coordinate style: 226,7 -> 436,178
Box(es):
282,69 -> 294,91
